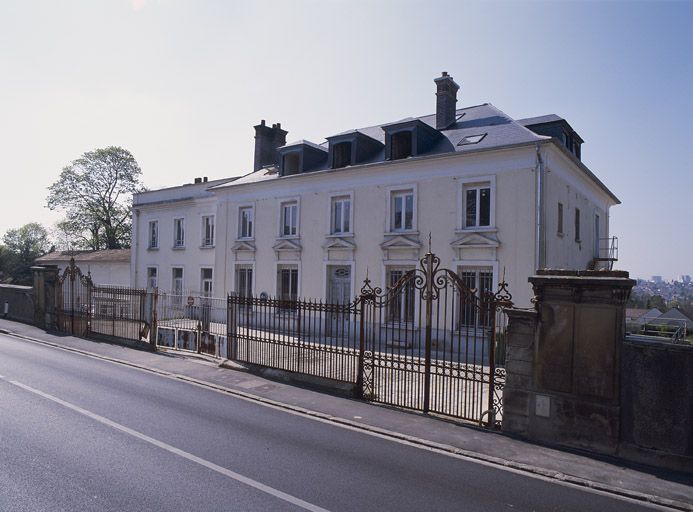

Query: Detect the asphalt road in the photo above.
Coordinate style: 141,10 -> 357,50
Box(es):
0,333 -> 667,511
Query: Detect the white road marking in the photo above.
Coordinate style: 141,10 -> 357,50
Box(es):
3,376 -> 331,512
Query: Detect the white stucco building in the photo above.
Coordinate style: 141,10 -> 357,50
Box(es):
131,73 -> 619,308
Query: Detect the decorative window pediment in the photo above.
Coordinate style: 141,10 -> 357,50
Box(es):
323,237 -> 357,250
381,235 -> 422,250
450,232 -> 500,249
273,238 -> 302,257
231,240 -> 256,253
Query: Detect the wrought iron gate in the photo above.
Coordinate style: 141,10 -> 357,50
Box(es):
356,252 -> 512,427
55,258 -> 93,336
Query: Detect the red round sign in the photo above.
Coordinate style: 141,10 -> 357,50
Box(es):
187,296 -> 194,306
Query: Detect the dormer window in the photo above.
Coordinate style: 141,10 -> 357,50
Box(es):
283,153 -> 300,175
382,118 -> 441,161
332,142 -> 352,168
391,131 -> 413,160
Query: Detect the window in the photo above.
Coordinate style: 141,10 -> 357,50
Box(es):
464,185 -> 491,228
283,153 -> 300,175
236,266 -> 253,298
459,267 -> 493,327
146,267 -> 158,289
172,268 -> 184,304
391,131 -> 413,160
575,208 -> 581,242
333,142 -> 352,168
148,221 -> 158,249
277,265 -> 298,303
331,196 -> 351,234
201,268 -> 213,297
281,201 -> 298,237
391,190 -> 414,232
173,218 -> 185,248
172,268 -> 183,295
557,203 -> 564,235
202,215 -> 215,247
238,207 -> 254,239
387,268 -> 415,323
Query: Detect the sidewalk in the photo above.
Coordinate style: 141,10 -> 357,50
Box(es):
0,318 -> 690,510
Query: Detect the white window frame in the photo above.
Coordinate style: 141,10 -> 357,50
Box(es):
201,215 -> 215,247
328,192 -> 353,236
146,266 -> 158,289
148,220 -> 159,249
456,264 -> 496,328
238,204 -> 254,240
171,267 -> 184,295
384,265 -> 416,324
278,198 -> 300,238
235,264 -> 254,298
276,263 -> 299,303
173,217 -> 185,248
458,176 -> 496,231
200,267 -> 214,297
386,184 -> 417,234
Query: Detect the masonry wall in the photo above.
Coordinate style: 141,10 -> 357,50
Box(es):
0,284 -> 35,325
620,338 -> 693,472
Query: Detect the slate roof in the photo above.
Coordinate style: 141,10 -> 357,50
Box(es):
650,308 -> 693,326
211,103 -> 618,204
35,249 -> 131,264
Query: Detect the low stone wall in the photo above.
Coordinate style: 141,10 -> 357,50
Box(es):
620,338 -> 693,472
0,284 -> 36,325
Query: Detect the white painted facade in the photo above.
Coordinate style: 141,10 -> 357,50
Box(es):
131,142 -> 617,308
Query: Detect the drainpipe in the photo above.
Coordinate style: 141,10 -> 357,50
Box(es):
535,143 -> 546,271
133,208 -> 140,287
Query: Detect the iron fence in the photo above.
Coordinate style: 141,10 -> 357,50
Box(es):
90,285 -> 148,341
228,295 -> 359,384
156,291 -> 228,357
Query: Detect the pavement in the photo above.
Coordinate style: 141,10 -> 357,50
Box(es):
0,317 -> 691,511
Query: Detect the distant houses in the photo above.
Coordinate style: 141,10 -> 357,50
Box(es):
626,306 -> 692,337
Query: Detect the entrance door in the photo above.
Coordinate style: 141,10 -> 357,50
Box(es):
326,266 -> 351,337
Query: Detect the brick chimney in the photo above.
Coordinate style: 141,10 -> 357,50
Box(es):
254,120 -> 288,171
434,72 -> 460,130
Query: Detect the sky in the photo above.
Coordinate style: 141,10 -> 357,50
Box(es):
1,0 -> 691,280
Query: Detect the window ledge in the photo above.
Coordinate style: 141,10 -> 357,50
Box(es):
455,227 -> 497,235
384,230 -> 419,236
147,247 -> 159,251
235,237 -> 255,242
556,232 -> 564,238
277,235 -> 301,241
199,245 -> 215,250
172,245 -> 186,250
325,233 -> 354,238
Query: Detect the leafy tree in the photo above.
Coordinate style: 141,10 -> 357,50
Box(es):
0,245 -> 19,283
2,223 -> 52,285
46,147 -> 144,250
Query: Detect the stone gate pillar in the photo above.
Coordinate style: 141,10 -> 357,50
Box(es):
503,269 -> 634,455
32,265 -> 60,330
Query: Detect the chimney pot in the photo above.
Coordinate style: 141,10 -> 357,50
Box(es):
194,177 -> 202,184
203,176 -> 208,182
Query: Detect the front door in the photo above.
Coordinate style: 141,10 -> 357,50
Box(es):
326,266 -> 351,337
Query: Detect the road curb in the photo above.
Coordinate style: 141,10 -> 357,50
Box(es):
1,328 -> 690,511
